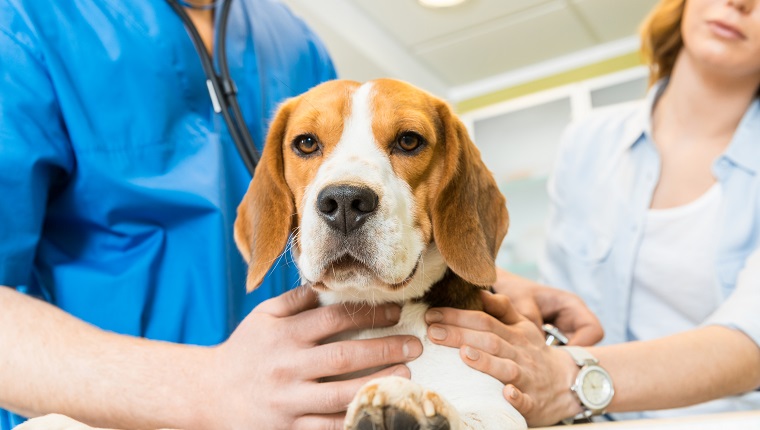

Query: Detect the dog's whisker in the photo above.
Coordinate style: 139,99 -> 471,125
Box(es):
371,299 -> 376,330
343,302 -> 360,327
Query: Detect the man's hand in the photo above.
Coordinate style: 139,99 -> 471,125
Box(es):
493,268 -> 603,346
0,285 -> 420,430
207,286 -> 423,430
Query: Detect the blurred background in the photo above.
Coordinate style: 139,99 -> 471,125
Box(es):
281,0 -> 659,280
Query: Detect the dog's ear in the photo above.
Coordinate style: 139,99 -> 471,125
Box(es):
234,99 -> 296,292
431,102 -> 509,287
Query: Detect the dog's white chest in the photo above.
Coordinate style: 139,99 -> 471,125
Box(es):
344,302 -> 526,429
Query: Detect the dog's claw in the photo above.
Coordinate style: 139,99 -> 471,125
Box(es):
353,405 -> 449,430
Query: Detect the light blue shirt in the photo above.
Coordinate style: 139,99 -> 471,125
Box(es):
540,81 -> 760,417
0,0 -> 335,427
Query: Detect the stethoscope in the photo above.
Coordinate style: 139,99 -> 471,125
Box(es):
165,0 -> 259,175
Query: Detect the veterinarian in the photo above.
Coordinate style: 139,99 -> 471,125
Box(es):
426,0 -> 760,426
0,1 -> 435,428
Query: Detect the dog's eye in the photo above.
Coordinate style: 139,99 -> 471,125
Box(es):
293,134 -> 320,156
395,132 -> 424,153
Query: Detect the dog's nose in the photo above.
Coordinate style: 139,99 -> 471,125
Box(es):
317,185 -> 378,234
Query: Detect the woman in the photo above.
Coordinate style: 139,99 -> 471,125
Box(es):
425,0 -> 760,425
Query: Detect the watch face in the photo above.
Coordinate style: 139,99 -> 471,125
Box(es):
579,366 -> 614,409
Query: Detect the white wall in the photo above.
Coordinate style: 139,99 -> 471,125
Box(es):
463,67 -> 648,280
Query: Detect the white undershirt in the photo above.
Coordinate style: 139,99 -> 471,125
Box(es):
625,183 -> 760,419
629,183 -> 723,342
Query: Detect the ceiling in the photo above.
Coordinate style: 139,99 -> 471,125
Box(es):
280,0 -> 659,102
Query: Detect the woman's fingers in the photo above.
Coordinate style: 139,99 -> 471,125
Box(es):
458,346 -> 521,385
480,290 -> 525,325
533,287 -> 604,346
427,323 -> 516,362
423,293 -> 525,347
425,306 -> 500,333
566,323 -> 605,346
503,384 -> 535,418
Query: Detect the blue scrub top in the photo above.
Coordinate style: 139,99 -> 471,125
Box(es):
0,0 -> 335,426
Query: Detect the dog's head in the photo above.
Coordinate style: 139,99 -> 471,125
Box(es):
234,79 -> 508,304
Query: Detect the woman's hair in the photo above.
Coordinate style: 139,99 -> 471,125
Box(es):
640,0 -> 686,86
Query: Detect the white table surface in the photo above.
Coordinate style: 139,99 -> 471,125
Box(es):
534,410 -> 760,429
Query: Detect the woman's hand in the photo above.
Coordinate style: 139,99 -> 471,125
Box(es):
425,290 -> 581,426
493,268 -> 603,346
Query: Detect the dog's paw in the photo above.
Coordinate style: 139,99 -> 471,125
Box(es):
345,376 -> 458,430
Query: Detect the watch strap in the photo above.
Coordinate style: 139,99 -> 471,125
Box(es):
560,345 -> 599,367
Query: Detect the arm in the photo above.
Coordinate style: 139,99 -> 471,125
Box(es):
589,326 -> 760,413
0,286 -> 211,427
504,325 -> 760,425
0,285 -> 421,429
588,248 -> 760,413
588,248 -> 760,414
426,290 -> 760,426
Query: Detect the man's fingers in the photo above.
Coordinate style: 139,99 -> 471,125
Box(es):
303,364 -> 411,415
254,285 -> 320,317
292,413 -> 345,430
307,337 -> 421,380
293,302 -> 403,343
369,363 -> 412,380
480,291 -> 525,325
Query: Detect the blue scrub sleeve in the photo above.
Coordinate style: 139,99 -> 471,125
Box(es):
0,24 -> 74,287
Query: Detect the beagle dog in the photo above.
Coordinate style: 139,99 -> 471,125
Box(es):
235,79 -> 526,430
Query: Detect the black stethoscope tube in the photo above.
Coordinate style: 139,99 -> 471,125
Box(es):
166,0 -> 260,175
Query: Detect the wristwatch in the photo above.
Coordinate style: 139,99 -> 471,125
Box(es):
559,346 -> 614,423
